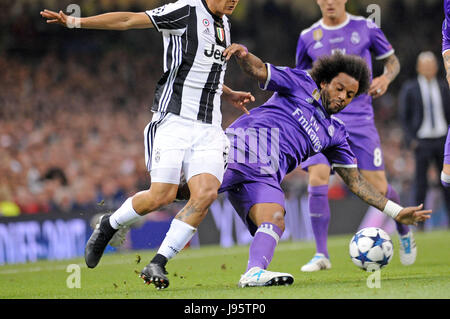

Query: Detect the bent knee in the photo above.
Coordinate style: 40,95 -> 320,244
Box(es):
190,187 -> 218,205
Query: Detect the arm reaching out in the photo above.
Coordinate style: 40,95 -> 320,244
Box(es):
40,9 -> 153,30
334,166 -> 432,226
223,44 -> 268,83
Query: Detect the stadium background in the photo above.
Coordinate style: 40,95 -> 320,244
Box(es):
0,0 -> 448,264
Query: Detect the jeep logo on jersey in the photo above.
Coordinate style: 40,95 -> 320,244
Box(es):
204,44 -> 226,63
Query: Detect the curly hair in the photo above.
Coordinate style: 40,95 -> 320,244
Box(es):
309,52 -> 371,96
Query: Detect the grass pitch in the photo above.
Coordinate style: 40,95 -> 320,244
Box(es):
1,230 -> 449,299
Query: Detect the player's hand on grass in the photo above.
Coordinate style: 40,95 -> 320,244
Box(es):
223,43 -> 249,61
40,9 -> 71,27
395,204 -> 432,226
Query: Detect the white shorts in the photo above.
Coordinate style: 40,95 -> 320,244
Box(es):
144,112 -> 230,184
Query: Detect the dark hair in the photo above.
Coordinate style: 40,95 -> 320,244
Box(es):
309,52 -> 371,96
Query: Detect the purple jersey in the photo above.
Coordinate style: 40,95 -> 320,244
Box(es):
223,64 -> 357,189
295,14 -> 394,125
443,0 -> 450,53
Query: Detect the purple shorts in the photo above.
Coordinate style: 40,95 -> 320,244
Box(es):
219,169 -> 285,236
444,126 -> 450,165
301,122 -> 384,171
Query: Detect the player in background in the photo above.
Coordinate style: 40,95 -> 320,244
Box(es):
441,0 -> 450,188
217,45 -> 432,287
41,0 -> 254,290
295,0 -> 416,272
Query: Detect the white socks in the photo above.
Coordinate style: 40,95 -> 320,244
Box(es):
157,218 -> 197,260
109,197 -> 142,229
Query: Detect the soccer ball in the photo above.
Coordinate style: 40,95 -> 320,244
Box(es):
349,227 -> 394,271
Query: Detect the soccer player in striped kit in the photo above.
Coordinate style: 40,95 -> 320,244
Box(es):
442,0 -> 450,188
294,0 -> 416,272
41,0 -> 253,289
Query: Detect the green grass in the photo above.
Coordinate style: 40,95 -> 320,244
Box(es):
1,230 -> 449,299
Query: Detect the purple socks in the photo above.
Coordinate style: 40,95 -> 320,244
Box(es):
247,223 -> 283,271
386,184 -> 410,236
308,185 -> 330,258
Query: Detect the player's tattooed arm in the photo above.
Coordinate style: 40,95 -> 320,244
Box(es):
368,54 -> 400,98
223,44 -> 268,83
334,167 -> 387,211
335,166 -> 432,225
40,10 -> 152,30
443,50 -> 450,88
382,54 -> 401,83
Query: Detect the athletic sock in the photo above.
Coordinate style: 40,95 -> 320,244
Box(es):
386,184 -> 410,236
156,218 -> 197,260
247,222 -> 283,271
308,185 -> 330,258
99,215 -> 117,238
109,197 -> 142,230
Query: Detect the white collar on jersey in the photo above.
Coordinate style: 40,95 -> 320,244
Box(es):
319,13 -> 350,30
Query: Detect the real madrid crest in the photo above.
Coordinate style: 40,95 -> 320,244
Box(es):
351,31 -> 360,44
328,125 -> 335,137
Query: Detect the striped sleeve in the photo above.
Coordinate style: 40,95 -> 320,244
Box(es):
146,0 -> 191,34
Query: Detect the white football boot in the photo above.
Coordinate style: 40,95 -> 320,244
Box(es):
399,231 -> 417,266
300,253 -> 331,272
238,267 -> 294,288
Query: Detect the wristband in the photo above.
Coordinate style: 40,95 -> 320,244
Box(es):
383,200 -> 403,219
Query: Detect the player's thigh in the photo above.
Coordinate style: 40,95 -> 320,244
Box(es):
145,114 -> 190,184
347,124 -> 385,171
183,123 -> 229,184
359,169 -> 388,195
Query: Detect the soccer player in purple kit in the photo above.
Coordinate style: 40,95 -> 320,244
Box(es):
442,0 -> 450,188
219,45 -> 432,287
295,0 -> 416,272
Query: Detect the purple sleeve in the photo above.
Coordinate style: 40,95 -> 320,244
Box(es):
443,0 -> 450,53
295,34 -> 313,69
260,63 -> 310,94
322,130 -> 357,168
368,21 -> 395,60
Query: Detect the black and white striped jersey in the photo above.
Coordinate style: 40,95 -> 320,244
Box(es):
145,0 -> 231,126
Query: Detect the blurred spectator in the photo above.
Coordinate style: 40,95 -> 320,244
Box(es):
398,51 -> 450,228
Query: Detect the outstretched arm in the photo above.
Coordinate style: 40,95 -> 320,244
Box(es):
223,44 -> 268,83
40,9 -> 152,30
368,53 -> 400,98
334,166 -> 432,226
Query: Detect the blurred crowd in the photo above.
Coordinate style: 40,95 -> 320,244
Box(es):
0,0 -> 446,216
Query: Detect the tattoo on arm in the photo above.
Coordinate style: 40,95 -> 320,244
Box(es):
236,53 -> 268,83
335,167 -> 388,211
382,54 -> 400,82
443,52 -> 450,86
